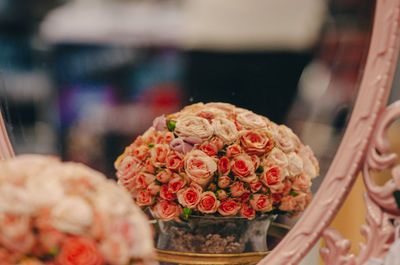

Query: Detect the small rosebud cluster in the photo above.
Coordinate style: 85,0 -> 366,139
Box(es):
115,102 -> 319,221
0,155 -> 155,265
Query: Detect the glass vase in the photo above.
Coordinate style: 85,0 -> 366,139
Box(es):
156,215 -> 276,254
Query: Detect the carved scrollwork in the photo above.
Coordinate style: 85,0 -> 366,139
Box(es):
363,100 -> 400,214
321,194 -> 396,265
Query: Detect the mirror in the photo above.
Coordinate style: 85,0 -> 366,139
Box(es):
0,0 -> 377,264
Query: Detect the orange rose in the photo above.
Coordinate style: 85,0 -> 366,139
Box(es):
239,130 -> 274,156
57,237 -> 103,265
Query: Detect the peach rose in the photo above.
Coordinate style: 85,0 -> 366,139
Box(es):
236,110 -> 267,129
302,156 -> 318,179
0,214 -> 34,253
226,144 -> 242,158
200,141 -> 218,157
100,235 -> 129,265
175,116 -> 214,141
218,199 -> 241,216
166,152 -> 184,171
240,203 -> 256,220
156,169 -> 173,183
210,137 -> 224,150
184,150 -> 217,187
136,190 -> 155,206
132,145 -> 149,160
295,192 -> 312,211
279,195 -> 297,212
160,184 -> 176,201
135,172 -> 155,189
144,159 -> 156,174
250,194 -> 273,212
168,176 -> 186,193
57,237 -> 103,265
298,145 -> 320,177
292,174 -> 311,192
212,118 -> 238,144
177,185 -> 202,209
260,166 -> 287,187
150,144 -> 169,167
115,155 -> 142,183
153,200 -> 182,221
197,191 -> 220,214
216,190 -> 228,201
230,182 -> 246,197
249,181 -> 262,193
147,182 -> 161,195
239,130 -> 274,156
218,175 -> 231,189
231,155 -> 255,181
218,156 -> 231,175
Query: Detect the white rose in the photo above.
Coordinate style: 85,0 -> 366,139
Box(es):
26,174 -> 65,209
236,110 -> 267,129
51,196 -> 93,234
175,116 -> 214,141
212,118 -> 238,144
0,184 -> 33,215
287,152 -> 304,176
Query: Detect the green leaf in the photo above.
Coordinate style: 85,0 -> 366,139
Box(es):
255,166 -> 264,175
393,190 -> 400,210
290,191 -> 299,197
148,143 -> 155,148
167,120 -> 177,132
217,149 -> 226,156
49,247 -> 59,256
183,207 -> 192,220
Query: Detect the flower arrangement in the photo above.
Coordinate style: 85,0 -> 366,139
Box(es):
115,102 -> 319,222
0,155 -> 155,265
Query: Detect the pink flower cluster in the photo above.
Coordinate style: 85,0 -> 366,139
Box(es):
0,155 -> 155,265
115,102 -> 319,221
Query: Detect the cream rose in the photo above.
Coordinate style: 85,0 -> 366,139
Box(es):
174,116 -> 214,141
212,118 -> 238,144
51,196 -> 94,235
271,125 -> 300,153
287,152 -> 303,176
236,110 -> 268,129
263,148 -> 288,168
184,150 -> 217,187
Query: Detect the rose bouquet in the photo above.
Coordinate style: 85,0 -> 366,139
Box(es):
115,102 -> 319,222
0,155 -> 155,265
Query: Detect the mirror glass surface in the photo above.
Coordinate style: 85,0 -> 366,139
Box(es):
0,0 -> 375,254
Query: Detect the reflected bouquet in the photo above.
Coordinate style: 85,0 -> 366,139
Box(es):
0,155 -> 155,265
115,102 -> 319,221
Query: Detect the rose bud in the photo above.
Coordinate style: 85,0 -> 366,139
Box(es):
230,182 -> 246,197
218,175 -> 231,189
156,169 -> 173,183
216,190 -> 228,201
218,156 -> 231,175
160,184 -> 175,201
226,144 -> 242,158
240,203 -> 256,220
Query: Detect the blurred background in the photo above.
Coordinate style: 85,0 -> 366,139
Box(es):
0,0 -> 394,260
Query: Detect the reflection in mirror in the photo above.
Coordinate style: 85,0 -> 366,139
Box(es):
0,0 -> 375,263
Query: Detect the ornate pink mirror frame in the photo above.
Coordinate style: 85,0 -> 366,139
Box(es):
0,0 -> 400,264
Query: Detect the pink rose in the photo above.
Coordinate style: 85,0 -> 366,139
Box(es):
142,127 -> 158,144
272,125 -> 300,153
153,200 -> 182,221
292,174 -> 311,192
218,175 -> 231,189
249,181 -> 262,193
226,144 -> 242,158
160,184 -> 176,201
184,150 -> 217,187
168,175 -> 186,193
250,194 -> 273,212
132,145 -> 149,160
0,215 -> 34,253
57,237 -> 103,265
177,185 -> 202,209
166,152 -> 184,171
218,199 -> 241,216
294,192 -> 312,211
150,144 -> 169,167
239,130 -> 274,156
147,182 -> 161,195
156,169 -> 173,183
236,110 -> 267,129
100,236 -> 129,265
135,172 -> 155,189
251,155 -> 260,171
240,203 -> 256,220
136,190 -> 155,206
115,155 -> 142,183
200,141 -> 218,157
152,115 -> 167,131
298,145 -> 319,176
216,190 -> 228,201
263,148 -> 288,168
279,195 -> 297,212
218,156 -> 231,175
197,192 -> 220,214
231,155 -> 255,181
287,152 -> 303,176
230,182 -> 246,197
